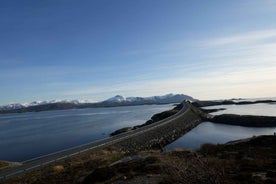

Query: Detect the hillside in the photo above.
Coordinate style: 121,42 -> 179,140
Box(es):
0,94 -> 195,114
2,135 -> 275,184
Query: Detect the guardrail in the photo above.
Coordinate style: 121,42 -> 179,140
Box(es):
0,102 -> 189,181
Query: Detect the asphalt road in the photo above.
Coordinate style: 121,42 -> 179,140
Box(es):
0,102 -> 189,181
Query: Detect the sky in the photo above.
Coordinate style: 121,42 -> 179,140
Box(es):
1,0 -> 276,105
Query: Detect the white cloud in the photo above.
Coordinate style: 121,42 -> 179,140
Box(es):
61,62 -> 276,101
34,29 -> 276,100
203,29 -> 276,47
194,29 -> 276,99
5,29 -> 276,102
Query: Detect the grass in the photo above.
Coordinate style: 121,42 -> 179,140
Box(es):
2,136 -> 276,184
0,161 -> 21,169
2,148 -> 126,184
0,161 -> 9,168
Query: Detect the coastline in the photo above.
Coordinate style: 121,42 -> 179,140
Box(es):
1,100 -> 276,183
2,135 -> 275,184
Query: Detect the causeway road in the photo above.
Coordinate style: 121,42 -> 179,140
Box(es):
0,102 -> 190,181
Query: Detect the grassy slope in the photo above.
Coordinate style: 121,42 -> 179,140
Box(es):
0,161 -> 9,168
3,136 -> 276,184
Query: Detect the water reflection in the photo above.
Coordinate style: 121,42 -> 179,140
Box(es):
166,122 -> 276,150
203,103 -> 276,116
0,104 -> 174,161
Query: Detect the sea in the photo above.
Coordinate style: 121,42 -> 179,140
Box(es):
1,99 -> 275,161
166,99 -> 276,150
0,104 -> 174,162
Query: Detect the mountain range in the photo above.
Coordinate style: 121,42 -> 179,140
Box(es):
0,93 -> 195,114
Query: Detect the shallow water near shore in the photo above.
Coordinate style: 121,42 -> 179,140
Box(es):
166,121 -> 276,150
1,102 -> 275,161
203,103 -> 276,116
0,104 -> 174,162
167,102 -> 276,150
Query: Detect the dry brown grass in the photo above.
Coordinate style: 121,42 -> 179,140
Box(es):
0,161 -> 9,168
53,165 -> 64,172
0,161 -> 21,170
2,148 -> 126,184
2,136 -> 275,184
161,154 -> 224,184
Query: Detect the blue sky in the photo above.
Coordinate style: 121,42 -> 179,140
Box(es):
1,0 -> 276,104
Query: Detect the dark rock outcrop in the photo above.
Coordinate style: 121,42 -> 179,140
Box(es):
110,127 -> 135,136
210,114 -> 276,127
200,108 -> 226,113
82,156 -> 161,184
151,109 -> 179,122
192,100 -> 276,107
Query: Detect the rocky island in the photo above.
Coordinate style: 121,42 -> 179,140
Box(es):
194,100 -> 276,127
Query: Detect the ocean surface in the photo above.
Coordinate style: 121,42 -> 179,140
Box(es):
1,101 -> 275,161
203,103 -> 276,116
0,104 -> 174,162
166,102 -> 276,150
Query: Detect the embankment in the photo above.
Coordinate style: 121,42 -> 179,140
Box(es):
113,105 -> 202,152
112,100 -> 276,153
110,103 -> 183,136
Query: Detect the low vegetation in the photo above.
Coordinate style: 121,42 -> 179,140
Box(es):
0,161 -> 9,169
2,148 -> 126,184
0,161 -> 21,170
2,136 -> 275,184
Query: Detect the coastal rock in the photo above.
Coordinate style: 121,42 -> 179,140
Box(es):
110,127 -> 134,136
210,114 -> 276,127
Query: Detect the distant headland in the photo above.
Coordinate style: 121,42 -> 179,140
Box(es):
0,94 -> 195,114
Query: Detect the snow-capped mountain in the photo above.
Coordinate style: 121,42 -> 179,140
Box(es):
104,95 -> 126,103
103,93 -> 195,104
0,103 -> 28,111
0,93 -> 195,113
0,99 -> 94,111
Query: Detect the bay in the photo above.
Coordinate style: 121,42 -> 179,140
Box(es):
203,103 -> 276,116
166,121 -> 276,150
166,102 -> 276,150
0,104 -> 174,162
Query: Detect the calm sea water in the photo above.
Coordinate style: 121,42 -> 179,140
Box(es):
0,104 -> 174,162
166,102 -> 276,150
203,103 -> 276,116
166,122 -> 276,150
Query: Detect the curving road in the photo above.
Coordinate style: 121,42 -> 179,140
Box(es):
0,102 -> 190,181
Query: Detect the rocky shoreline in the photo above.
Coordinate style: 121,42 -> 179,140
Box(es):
192,99 -> 276,107
112,103 -> 202,152
2,100 -> 276,183
196,100 -> 276,127
82,135 -> 276,184
208,114 -> 276,127
110,103 -> 183,136
110,99 -> 276,152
